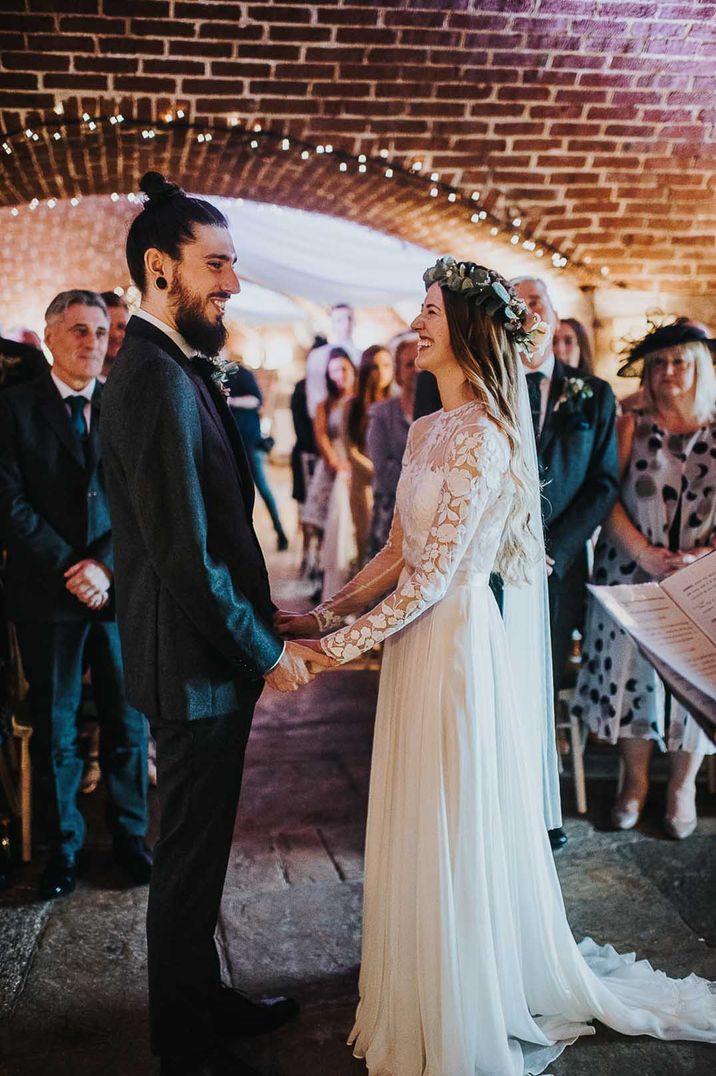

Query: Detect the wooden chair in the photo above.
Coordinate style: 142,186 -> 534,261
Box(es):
0,622 -> 32,862
556,686 -> 588,815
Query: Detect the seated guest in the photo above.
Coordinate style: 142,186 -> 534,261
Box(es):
99,292 -> 130,381
366,334 -> 418,555
553,317 -> 594,374
573,319 -> 716,839
344,345 -> 394,565
226,361 -> 289,552
0,289 -> 151,899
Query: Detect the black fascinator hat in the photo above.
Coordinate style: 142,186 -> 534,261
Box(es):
125,170 -> 228,292
617,316 -> 716,379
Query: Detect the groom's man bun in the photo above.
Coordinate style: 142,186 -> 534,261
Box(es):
126,169 -> 229,293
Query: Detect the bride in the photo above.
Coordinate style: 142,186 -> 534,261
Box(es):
278,258 -> 716,1076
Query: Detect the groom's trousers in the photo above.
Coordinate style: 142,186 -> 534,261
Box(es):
147,702 -> 258,1060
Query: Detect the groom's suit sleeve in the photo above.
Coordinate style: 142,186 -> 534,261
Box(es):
546,380 -> 619,579
121,357 -> 283,679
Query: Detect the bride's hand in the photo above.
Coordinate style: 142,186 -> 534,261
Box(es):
274,610 -> 321,638
293,638 -> 338,670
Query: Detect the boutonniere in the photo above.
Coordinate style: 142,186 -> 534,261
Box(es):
553,377 -> 594,414
207,354 -> 238,387
194,354 -> 238,392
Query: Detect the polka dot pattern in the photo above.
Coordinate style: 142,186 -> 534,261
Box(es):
573,409 -> 716,755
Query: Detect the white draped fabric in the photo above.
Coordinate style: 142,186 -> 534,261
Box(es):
197,197 -> 582,322
312,399 -> 716,1075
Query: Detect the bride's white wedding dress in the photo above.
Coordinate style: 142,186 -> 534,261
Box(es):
314,400 -> 716,1076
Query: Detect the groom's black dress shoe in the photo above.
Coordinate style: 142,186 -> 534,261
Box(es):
212,985 -> 300,1037
39,854 -> 77,900
160,1043 -> 264,1076
548,827 -> 568,850
112,834 -> 153,885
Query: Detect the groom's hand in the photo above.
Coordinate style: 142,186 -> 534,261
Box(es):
263,641 -> 315,692
274,609 -> 321,638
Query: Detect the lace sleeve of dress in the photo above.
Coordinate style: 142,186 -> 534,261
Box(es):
319,419 -> 505,661
311,423 -> 418,631
312,507 -> 406,630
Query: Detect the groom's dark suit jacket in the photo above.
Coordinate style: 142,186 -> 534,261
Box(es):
100,316 -> 283,723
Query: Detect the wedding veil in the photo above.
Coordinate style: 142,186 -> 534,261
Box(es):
502,361 -> 563,830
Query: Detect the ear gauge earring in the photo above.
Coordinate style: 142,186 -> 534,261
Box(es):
156,276 -> 167,290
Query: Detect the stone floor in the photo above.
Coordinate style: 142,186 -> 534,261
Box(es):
1,469 -> 715,1076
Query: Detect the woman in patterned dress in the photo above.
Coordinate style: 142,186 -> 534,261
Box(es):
301,348 -> 356,534
573,319 -> 716,838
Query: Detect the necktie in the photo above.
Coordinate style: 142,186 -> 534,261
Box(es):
67,395 -> 88,440
526,372 -> 544,440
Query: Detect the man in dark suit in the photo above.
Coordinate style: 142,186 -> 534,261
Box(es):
512,277 -> 619,847
101,172 -> 312,1076
0,290 -> 151,899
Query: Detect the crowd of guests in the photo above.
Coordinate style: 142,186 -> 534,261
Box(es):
289,305 -> 418,600
0,279 -> 715,897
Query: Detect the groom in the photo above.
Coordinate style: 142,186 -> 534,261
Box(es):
101,173 -> 313,1076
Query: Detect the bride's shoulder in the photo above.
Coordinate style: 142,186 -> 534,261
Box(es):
452,409 -> 510,468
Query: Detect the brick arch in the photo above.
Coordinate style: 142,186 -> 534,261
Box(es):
2,1 -> 716,310
0,106 -> 581,278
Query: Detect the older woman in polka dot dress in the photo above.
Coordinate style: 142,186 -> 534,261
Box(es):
573,320 -> 716,839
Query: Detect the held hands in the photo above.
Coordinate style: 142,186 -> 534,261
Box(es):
294,638 -> 337,670
273,609 -> 322,638
264,641 -> 316,692
64,559 -> 112,611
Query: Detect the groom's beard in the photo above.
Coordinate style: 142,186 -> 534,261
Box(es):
171,274 -> 228,358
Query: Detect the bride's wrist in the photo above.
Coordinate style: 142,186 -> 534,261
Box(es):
312,606 -> 344,631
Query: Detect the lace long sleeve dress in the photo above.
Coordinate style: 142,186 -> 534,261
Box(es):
313,400 -> 716,1076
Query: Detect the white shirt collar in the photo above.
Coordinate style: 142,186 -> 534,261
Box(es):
531,352 -> 555,382
50,370 -> 95,401
133,308 -> 195,359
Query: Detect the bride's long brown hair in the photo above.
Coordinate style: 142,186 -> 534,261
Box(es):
441,280 -> 541,585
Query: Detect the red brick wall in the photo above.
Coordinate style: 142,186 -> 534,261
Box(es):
1,0 -> 716,299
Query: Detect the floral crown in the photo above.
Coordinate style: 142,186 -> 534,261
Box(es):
423,256 -> 549,359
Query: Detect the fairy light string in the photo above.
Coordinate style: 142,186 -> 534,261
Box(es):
0,107 -> 606,283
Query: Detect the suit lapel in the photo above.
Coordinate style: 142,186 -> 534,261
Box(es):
538,359 -> 568,457
86,382 -> 102,474
185,365 -> 255,507
35,373 -> 86,469
124,316 -> 256,512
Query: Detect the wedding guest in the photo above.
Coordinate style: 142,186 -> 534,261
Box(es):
303,350 -> 356,598
290,377 -> 318,575
0,289 -> 150,900
4,326 -> 43,351
414,368 -> 441,418
366,334 -> 418,555
302,349 -> 355,536
344,345 -> 394,564
553,317 -> 593,374
99,292 -> 130,380
305,304 -> 361,418
0,333 -> 47,390
226,362 -> 289,552
512,276 -> 619,850
573,319 -> 716,839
